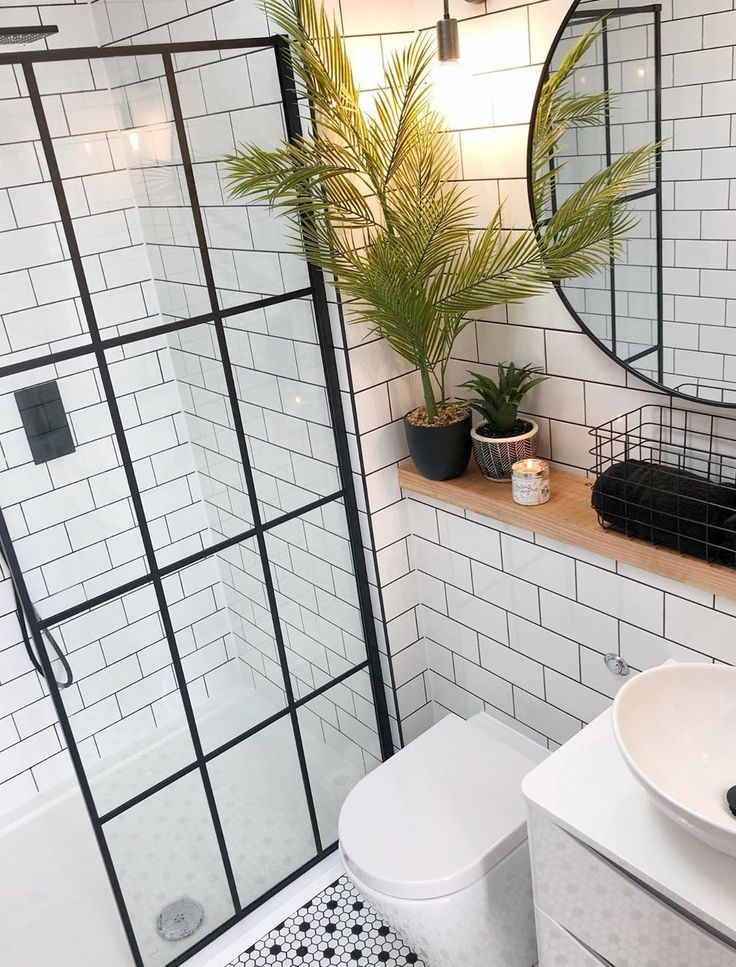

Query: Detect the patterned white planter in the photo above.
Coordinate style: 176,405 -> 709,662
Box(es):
471,419 -> 539,481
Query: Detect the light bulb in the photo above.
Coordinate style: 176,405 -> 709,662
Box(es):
433,59 -> 475,129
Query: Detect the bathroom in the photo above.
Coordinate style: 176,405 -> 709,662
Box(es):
1,0 -> 735,964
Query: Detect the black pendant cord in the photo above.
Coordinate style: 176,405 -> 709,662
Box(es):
0,544 -> 73,688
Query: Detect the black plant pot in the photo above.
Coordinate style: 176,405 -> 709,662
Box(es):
404,410 -> 472,481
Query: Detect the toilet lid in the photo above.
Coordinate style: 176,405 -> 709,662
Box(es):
338,713 -> 544,901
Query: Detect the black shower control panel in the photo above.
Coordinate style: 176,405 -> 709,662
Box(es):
15,380 -> 75,464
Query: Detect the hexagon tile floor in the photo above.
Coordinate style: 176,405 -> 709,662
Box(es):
229,875 -> 425,966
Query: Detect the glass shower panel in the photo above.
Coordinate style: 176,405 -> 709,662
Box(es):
0,40 -> 388,967
0,81 -> 88,359
0,360 -> 148,620
297,667 -> 381,846
215,537 -> 288,707
104,333 -> 215,567
224,298 -> 341,523
159,538 -> 286,754
563,264 -> 614,348
550,28 -> 604,213
631,351 -> 660,385
104,770 -> 235,967
166,322 -> 253,540
266,501 -> 367,699
45,583 -> 196,816
43,55 -> 209,331
104,324 -> 252,568
554,11 -> 661,372
35,58 -> 166,337
208,715 -> 316,906
171,47 -> 308,308
118,55 -> 210,324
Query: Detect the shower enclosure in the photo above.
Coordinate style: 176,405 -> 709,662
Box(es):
0,34 -> 391,967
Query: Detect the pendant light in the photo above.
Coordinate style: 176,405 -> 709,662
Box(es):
436,0 -> 485,63
436,1 -> 460,63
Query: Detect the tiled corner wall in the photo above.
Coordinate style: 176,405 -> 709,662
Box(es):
0,0 -> 97,55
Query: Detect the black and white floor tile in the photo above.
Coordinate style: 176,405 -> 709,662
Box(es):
230,875 -> 425,966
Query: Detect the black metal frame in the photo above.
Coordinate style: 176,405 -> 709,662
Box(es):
0,37 -> 393,967
526,4 -> 681,398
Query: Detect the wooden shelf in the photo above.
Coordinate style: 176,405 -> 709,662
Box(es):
398,458 -> 736,600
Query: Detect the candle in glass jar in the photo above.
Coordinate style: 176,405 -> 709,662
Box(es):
511,458 -> 550,506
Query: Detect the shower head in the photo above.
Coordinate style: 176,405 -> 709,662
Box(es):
0,25 -> 58,45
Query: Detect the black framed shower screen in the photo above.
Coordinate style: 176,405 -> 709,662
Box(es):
0,36 -> 392,967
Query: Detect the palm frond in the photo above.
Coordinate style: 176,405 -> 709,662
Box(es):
223,2 -> 661,421
368,35 -> 436,198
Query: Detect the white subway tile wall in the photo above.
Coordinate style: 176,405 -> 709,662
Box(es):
406,492 -> 730,749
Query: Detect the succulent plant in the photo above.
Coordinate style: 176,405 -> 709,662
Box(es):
461,363 -> 547,435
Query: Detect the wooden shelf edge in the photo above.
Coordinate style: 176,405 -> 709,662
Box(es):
398,458 -> 736,601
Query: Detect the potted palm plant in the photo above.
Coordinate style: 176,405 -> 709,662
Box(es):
225,2 -> 656,480
462,364 -> 547,481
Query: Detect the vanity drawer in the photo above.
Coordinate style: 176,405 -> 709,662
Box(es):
536,907 -> 608,966
529,811 -> 736,967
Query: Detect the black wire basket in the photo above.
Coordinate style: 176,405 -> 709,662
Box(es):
590,405 -> 736,568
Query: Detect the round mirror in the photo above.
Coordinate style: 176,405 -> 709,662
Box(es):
531,1 -> 736,407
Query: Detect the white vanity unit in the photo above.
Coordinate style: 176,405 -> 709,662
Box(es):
523,709 -> 736,966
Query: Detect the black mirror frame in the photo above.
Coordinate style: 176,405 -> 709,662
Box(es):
524,0 -> 735,410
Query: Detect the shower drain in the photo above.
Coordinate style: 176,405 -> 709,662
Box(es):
156,897 -> 204,942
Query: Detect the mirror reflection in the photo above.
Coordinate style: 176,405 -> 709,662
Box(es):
535,1 -> 736,405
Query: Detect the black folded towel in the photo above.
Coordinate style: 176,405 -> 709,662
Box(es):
591,459 -> 736,566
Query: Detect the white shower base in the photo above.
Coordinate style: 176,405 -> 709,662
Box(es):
0,685 -> 369,967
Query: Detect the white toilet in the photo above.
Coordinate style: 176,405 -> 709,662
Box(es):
338,712 -> 547,967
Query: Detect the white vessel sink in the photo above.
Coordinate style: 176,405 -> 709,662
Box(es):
613,663 -> 736,857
